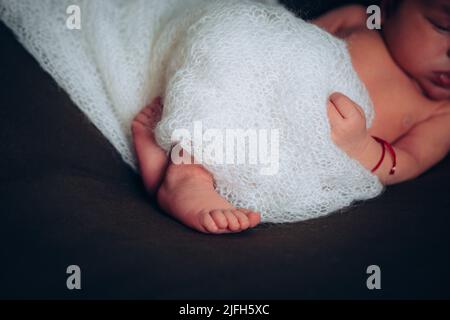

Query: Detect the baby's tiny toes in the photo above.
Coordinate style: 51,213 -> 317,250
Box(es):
239,209 -> 261,228
224,210 -> 240,231
210,210 -> 228,229
133,113 -> 147,125
143,106 -> 159,119
199,211 -> 218,233
151,96 -> 162,107
232,209 -> 250,230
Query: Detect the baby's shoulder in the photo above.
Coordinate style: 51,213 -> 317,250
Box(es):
344,28 -> 393,68
345,29 -> 412,93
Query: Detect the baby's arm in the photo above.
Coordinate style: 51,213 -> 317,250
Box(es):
328,93 -> 450,186
357,111 -> 450,185
310,5 -> 367,37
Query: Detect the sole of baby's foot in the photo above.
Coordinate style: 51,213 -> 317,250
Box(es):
157,164 -> 261,234
132,97 -> 169,194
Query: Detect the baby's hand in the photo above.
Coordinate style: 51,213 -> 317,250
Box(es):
326,92 -> 370,160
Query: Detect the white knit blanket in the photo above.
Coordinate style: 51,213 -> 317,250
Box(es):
0,0 -> 384,223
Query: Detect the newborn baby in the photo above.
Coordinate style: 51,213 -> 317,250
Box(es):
132,0 -> 450,234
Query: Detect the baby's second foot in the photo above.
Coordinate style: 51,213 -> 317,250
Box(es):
157,164 -> 261,234
132,97 -> 169,194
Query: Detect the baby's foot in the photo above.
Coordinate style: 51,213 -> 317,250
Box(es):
157,163 -> 261,234
132,97 -> 169,193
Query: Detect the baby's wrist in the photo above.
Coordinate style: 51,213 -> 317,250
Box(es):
352,134 -> 377,169
344,134 -> 373,162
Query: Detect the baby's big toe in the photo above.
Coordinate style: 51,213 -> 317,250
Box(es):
248,212 -> 261,228
239,209 -> 261,228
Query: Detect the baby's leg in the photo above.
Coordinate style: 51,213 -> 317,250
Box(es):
157,159 -> 261,234
132,97 -> 169,194
132,98 -> 261,234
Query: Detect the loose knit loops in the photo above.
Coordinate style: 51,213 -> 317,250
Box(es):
1,0 -> 384,222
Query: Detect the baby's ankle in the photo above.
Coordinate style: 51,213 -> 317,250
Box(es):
163,163 -> 214,189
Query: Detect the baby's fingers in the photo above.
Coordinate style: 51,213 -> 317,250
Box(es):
327,100 -> 344,128
329,92 -> 360,119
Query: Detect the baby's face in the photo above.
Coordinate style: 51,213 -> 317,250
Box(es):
382,0 -> 450,100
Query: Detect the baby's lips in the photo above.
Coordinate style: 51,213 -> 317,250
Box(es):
432,72 -> 450,89
440,73 -> 450,84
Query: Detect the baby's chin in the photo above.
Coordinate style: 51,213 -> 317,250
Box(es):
417,78 -> 450,101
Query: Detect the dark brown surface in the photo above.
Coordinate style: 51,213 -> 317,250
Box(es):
0,1 -> 449,299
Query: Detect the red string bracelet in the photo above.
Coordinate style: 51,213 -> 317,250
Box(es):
371,136 -> 385,173
371,136 -> 397,175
